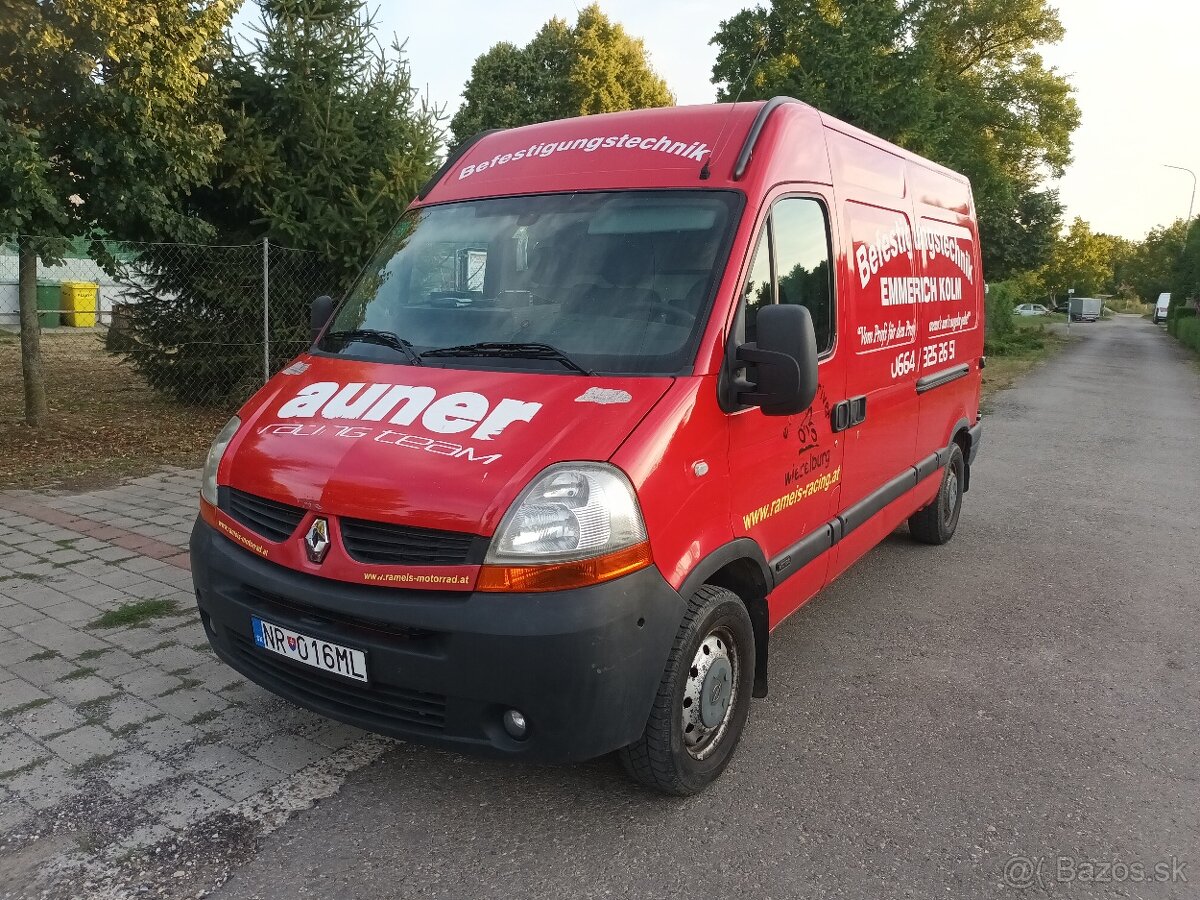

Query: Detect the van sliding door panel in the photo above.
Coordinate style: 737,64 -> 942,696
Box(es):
915,363 -> 970,394
914,214 -> 983,461
835,202 -> 920,483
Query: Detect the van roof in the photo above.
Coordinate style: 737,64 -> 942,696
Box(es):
419,99 -> 973,211
421,103 -> 765,204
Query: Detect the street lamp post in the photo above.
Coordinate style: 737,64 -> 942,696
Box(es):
1164,167 -> 1196,305
1164,163 -> 1196,228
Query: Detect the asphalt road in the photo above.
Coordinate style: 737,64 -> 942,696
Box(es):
214,316 -> 1200,900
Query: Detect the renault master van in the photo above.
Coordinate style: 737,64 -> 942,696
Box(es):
191,98 -> 984,795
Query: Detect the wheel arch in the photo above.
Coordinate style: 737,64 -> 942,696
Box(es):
677,538 -> 772,699
949,415 -> 973,491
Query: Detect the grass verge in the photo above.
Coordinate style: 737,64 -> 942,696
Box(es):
982,319 -> 1068,405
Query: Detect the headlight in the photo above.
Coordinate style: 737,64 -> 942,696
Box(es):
200,416 -> 241,506
487,463 -> 646,561
479,463 -> 651,592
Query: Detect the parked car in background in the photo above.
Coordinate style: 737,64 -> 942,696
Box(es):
1153,293 -> 1171,324
1015,303 -> 1049,316
1068,297 -> 1103,322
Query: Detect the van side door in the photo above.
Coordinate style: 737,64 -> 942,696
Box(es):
727,193 -> 848,624
913,211 -> 983,465
827,198 -> 922,580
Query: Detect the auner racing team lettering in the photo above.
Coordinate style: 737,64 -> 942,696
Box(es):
278,382 -> 541,440
265,381 -> 544,466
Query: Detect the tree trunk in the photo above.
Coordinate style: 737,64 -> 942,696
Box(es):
18,238 -> 48,427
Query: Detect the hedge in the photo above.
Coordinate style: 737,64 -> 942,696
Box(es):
1176,316 -> 1200,353
1167,306 -> 1197,337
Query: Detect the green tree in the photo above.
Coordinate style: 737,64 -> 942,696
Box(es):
710,0 -> 1079,280
1104,219 -> 1187,304
0,0 -> 234,425
1175,218 -> 1200,304
1039,218 -> 1118,301
114,0 -> 443,403
449,4 -> 674,146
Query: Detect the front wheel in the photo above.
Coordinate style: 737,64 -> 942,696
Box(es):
909,442 -> 965,545
619,585 -> 755,796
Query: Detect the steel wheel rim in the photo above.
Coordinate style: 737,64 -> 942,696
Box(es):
944,463 -> 961,525
681,625 -> 739,760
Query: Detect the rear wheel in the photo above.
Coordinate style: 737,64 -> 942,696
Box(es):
619,585 -> 755,796
909,442 -> 965,545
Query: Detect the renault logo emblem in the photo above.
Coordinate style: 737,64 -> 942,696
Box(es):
304,517 -> 331,564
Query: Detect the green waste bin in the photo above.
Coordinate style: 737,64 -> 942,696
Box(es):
36,282 -> 61,328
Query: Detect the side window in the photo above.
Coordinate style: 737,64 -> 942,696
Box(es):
741,228 -> 773,345
740,198 -> 834,354
772,198 -> 833,353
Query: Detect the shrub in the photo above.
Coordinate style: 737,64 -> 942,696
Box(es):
984,280 -> 1021,338
985,325 -> 1045,356
1174,311 -> 1200,352
1168,306 -> 1196,337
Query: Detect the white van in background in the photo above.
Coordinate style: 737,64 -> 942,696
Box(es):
1153,293 -> 1171,324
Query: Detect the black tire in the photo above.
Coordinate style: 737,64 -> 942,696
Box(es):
618,584 -> 755,796
909,442 -> 965,545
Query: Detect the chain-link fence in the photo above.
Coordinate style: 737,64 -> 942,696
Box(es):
1,237 -> 337,413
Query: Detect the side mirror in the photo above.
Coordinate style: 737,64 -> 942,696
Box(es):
310,295 -> 335,342
735,304 -> 819,416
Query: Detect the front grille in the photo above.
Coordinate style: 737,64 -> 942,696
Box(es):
226,488 -> 305,542
340,517 -> 480,566
241,584 -> 438,642
227,629 -> 447,733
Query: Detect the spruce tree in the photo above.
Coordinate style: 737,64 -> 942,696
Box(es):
115,0 -> 442,403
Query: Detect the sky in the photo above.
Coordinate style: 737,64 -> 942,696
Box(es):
253,1 -> 1200,242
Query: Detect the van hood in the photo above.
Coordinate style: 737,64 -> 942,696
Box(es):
223,355 -> 672,536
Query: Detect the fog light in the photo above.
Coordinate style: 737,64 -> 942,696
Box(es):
502,708 -> 528,740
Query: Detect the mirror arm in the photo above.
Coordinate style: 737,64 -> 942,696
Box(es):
735,345 -> 802,407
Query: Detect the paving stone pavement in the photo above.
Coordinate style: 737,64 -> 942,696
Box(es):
0,468 -> 376,898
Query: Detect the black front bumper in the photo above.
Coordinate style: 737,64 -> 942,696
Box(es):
190,519 -> 685,763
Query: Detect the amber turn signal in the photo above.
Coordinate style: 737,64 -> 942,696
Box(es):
199,497 -> 219,529
476,542 -> 653,593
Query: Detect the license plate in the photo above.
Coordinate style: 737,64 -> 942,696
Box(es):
251,617 -> 368,683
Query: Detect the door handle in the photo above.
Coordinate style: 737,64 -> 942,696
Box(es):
831,396 -> 867,432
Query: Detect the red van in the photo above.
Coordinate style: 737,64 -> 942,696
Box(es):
191,98 -> 984,795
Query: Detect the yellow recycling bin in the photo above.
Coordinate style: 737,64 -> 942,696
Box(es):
60,281 -> 98,327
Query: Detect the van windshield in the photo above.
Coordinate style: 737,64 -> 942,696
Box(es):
318,190 -> 742,375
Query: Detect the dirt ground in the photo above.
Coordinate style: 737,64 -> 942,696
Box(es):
0,328 -> 229,490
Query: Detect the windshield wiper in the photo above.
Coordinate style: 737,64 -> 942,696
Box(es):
325,328 -> 422,365
420,341 -> 594,375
